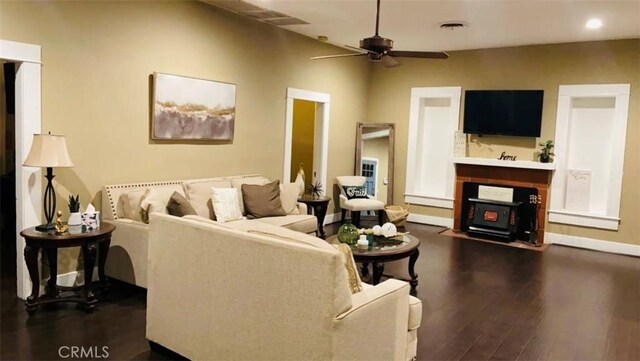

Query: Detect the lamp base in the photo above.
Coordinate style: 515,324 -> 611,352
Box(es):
35,223 -> 56,232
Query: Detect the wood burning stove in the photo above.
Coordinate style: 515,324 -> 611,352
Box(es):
466,198 -> 522,242
460,182 -> 539,243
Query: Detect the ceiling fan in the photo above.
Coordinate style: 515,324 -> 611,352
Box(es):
310,0 -> 449,67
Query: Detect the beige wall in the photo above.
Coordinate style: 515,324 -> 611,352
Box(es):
367,39 -> 640,245
1,0 -> 371,271
290,99 -> 315,187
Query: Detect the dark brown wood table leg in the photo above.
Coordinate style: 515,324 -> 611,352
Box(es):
408,249 -> 419,296
44,248 -> 59,297
98,236 -> 111,293
372,262 -> 384,285
315,202 -> 328,239
23,244 -> 40,315
360,263 -> 369,277
82,243 -> 98,313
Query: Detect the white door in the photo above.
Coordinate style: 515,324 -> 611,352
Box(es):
361,157 -> 378,197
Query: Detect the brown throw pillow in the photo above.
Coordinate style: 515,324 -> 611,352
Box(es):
167,191 -> 197,217
241,180 -> 286,219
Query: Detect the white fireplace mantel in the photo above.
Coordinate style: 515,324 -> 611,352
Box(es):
453,157 -> 556,171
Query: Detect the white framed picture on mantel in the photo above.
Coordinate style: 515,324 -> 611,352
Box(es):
453,130 -> 466,158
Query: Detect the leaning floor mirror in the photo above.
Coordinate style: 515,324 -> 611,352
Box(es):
355,122 -> 395,206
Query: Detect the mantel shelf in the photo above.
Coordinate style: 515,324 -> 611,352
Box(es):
453,157 -> 556,171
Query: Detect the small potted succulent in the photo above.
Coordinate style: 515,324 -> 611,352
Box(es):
67,195 -> 82,226
537,140 -> 555,163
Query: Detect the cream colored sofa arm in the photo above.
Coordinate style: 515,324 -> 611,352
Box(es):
333,279 -> 411,361
104,219 -> 149,288
296,202 -> 308,214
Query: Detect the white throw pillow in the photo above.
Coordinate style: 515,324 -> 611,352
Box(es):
279,183 -> 301,215
211,188 -> 244,223
183,178 -> 232,219
119,188 -> 147,222
139,187 -> 183,223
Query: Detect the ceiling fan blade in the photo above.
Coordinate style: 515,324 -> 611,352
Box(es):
387,51 -> 449,59
310,53 -> 367,60
345,45 -> 368,53
380,55 -> 400,68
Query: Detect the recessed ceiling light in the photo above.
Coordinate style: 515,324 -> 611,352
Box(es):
586,18 -> 603,29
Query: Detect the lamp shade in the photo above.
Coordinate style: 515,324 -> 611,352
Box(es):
23,133 -> 74,168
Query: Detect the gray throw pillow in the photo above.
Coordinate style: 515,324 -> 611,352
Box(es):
241,180 -> 286,219
166,191 -> 197,217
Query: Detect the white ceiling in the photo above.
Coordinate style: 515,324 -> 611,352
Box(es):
228,0 -> 640,53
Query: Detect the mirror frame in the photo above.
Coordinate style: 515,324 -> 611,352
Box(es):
355,122 -> 395,205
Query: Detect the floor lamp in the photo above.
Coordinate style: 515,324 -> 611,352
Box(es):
22,133 -> 74,232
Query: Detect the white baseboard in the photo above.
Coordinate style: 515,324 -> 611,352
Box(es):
324,212 -> 341,225
407,213 -> 453,228
546,232 -> 640,257
37,268 -> 100,294
56,270 -> 83,287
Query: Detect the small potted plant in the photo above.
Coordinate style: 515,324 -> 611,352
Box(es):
537,140 -> 555,163
68,195 -> 82,226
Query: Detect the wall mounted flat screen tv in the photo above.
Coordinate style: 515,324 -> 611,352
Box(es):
463,90 -> 544,137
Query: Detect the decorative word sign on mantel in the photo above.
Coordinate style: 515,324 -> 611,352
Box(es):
498,152 -> 517,161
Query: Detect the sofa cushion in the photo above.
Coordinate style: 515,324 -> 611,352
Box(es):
167,191 -> 197,217
118,188 -> 147,222
359,283 -> 422,331
241,180 -> 286,219
257,215 -> 317,234
182,215 -> 232,229
140,186 -> 185,223
231,176 -> 269,214
183,178 -> 232,219
333,243 -> 363,294
211,188 -> 244,223
280,183 -> 301,215
342,197 -> 385,211
225,219 -> 334,251
408,295 -> 422,331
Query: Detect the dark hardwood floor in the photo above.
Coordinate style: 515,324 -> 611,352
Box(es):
2,221 -> 638,360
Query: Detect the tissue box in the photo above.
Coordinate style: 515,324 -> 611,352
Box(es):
81,211 -> 100,231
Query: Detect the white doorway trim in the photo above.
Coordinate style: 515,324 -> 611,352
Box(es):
1,39 -> 42,300
283,88 -> 330,196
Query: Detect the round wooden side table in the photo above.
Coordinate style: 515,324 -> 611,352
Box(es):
298,196 -> 331,239
19,223 -> 115,314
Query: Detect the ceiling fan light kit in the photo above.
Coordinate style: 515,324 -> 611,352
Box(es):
310,0 -> 448,67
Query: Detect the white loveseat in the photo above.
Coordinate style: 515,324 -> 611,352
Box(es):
147,213 -> 421,361
102,174 -> 317,288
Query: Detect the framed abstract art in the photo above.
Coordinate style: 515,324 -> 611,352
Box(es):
151,72 -> 236,141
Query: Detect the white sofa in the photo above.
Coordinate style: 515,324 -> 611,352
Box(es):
102,174 -> 317,288
146,213 -> 422,361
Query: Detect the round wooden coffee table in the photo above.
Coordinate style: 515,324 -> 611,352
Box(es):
327,233 -> 420,295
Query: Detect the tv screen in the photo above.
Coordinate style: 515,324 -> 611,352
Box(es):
463,90 -> 543,137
